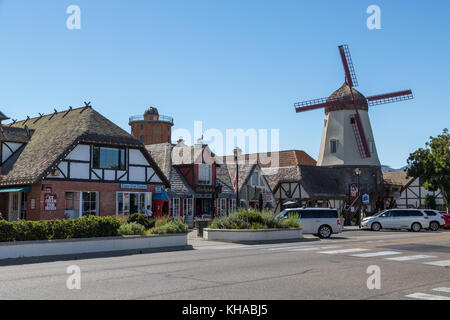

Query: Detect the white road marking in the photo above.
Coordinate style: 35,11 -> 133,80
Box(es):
406,293 -> 450,300
266,245 -> 322,251
386,255 -> 436,261
318,248 -> 370,254
288,245 -> 341,252
350,251 -> 401,258
433,287 -> 450,293
423,260 -> 450,267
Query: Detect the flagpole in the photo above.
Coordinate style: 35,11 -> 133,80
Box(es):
234,148 -> 239,211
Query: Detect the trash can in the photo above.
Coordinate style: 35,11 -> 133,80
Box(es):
197,219 -> 210,237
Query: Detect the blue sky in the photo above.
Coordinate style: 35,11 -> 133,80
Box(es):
0,0 -> 449,168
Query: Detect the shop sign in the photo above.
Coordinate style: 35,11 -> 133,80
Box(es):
350,184 -> 358,197
120,184 -> 147,190
43,185 -> 52,194
194,186 -> 216,194
362,194 -> 370,204
44,194 -> 57,211
262,193 -> 273,202
30,199 -> 36,210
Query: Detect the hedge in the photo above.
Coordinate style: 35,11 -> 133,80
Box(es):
0,216 -> 120,242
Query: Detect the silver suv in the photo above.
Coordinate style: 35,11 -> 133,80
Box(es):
423,209 -> 446,231
276,207 -> 342,238
361,209 -> 430,232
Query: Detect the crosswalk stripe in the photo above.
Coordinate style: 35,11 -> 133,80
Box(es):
423,260 -> 450,267
318,248 -> 370,254
289,245 -> 341,252
433,287 -> 450,293
266,245 -> 317,251
350,251 -> 401,258
406,293 -> 450,300
386,255 -> 436,261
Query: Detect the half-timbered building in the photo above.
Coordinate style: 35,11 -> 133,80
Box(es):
0,106 -> 169,221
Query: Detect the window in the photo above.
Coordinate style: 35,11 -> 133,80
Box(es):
251,171 -> 259,186
319,210 -> 339,218
230,199 -> 236,212
184,198 -> 193,216
116,192 -> 151,215
198,164 -> 212,185
82,192 -> 97,216
93,146 -> 126,170
330,140 -> 338,153
299,210 -> 320,219
217,199 -> 227,216
171,198 -> 180,217
65,191 -> 98,218
369,141 -> 374,153
140,124 -> 144,130
425,210 -> 437,216
350,117 -> 355,124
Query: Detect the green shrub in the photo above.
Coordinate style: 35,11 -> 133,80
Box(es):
283,214 -> 301,228
236,210 -> 263,224
0,216 -> 121,242
118,222 -> 146,235
250,222 -> 267,230
155,216 -> 171,228
127,213 -> 154,229
0,220 -> 15,242
149,218 -> 188,234
424,194 -> 437,210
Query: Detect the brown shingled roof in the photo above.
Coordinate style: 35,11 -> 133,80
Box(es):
221,150 -> 316,168
383,171 -> 413,187
1,106 -> 169,187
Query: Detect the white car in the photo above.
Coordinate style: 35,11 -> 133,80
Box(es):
276,208 -> 343,238
423,209 -> 446,231
361,209 -> 431,232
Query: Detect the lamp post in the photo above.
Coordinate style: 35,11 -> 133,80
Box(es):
355,168 -> 361,226
233,148 -> 239,211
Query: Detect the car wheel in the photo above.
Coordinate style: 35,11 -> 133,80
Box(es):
318,225 -> 332,239
429,222 -> 440,231
371,222 -> 381,232
411,222 -> 422,232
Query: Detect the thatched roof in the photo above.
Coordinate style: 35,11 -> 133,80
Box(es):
2,126 -> 33,143
326,82 -> 368,113
383,170 -> 412,187
1,106 -> 169,187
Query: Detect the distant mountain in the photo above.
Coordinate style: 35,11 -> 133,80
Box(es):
381,165 -> 409,172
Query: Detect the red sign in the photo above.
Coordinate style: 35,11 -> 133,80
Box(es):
43,186 -> 53,194
44,194 -> 57,211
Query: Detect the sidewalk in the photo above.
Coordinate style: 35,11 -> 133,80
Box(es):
343,226 -> 366,231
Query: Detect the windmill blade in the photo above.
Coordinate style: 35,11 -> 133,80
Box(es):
294,96 -> 350,113
338,45 -> 358,88
352,113 -> 371,158
366,90 -> 413,106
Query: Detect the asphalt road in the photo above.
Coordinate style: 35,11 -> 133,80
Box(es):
1,229 -> 450,300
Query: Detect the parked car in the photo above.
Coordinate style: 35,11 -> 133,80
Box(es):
422,209 -> 446,231
276,207 -> 342,238
442,214 -> 450,229
361,209 -> 430,232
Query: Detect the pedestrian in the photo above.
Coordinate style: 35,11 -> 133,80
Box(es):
359,207 -> 366,228
145,205 -> 153,218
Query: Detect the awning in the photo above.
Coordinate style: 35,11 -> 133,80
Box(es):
0,186 -> 31,193
153,188 -> 170,201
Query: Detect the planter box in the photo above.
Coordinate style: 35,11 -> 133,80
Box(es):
203,228 -> 302,242
0,233 -> 187,260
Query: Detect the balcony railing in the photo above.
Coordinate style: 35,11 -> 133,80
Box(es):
129,114 -> 174,124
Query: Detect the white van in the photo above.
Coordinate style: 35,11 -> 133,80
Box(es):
361,209 -> 431,232
276,208 -> 342,238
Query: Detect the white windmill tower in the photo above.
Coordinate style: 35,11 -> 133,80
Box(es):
294,45 -> 413,167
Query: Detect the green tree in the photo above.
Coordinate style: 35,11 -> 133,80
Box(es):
407,129 -> 450,213
424,194 -> 436,210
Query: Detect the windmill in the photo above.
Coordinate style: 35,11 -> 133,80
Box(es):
294,44 -> 413,167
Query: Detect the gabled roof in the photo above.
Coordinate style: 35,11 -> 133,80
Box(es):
383,170 -> 413,187
220,150 -> 316,168
146,143 -> 194,197
1,126 -> 34,143
0,106 -> 169,187
172,141 -> 219,165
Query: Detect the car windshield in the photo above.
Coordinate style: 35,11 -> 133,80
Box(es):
374,210 -> 387,217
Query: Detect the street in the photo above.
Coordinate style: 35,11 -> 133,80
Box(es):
1,229 -> 450,300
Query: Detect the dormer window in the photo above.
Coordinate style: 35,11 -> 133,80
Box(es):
198,164 -> 212,185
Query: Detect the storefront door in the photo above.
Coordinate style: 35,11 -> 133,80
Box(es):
117,192 -> 151,215
8,192 -> 22,221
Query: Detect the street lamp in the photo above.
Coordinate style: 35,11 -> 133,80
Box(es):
233,148 -> 239,211
355,168 -> 361,226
